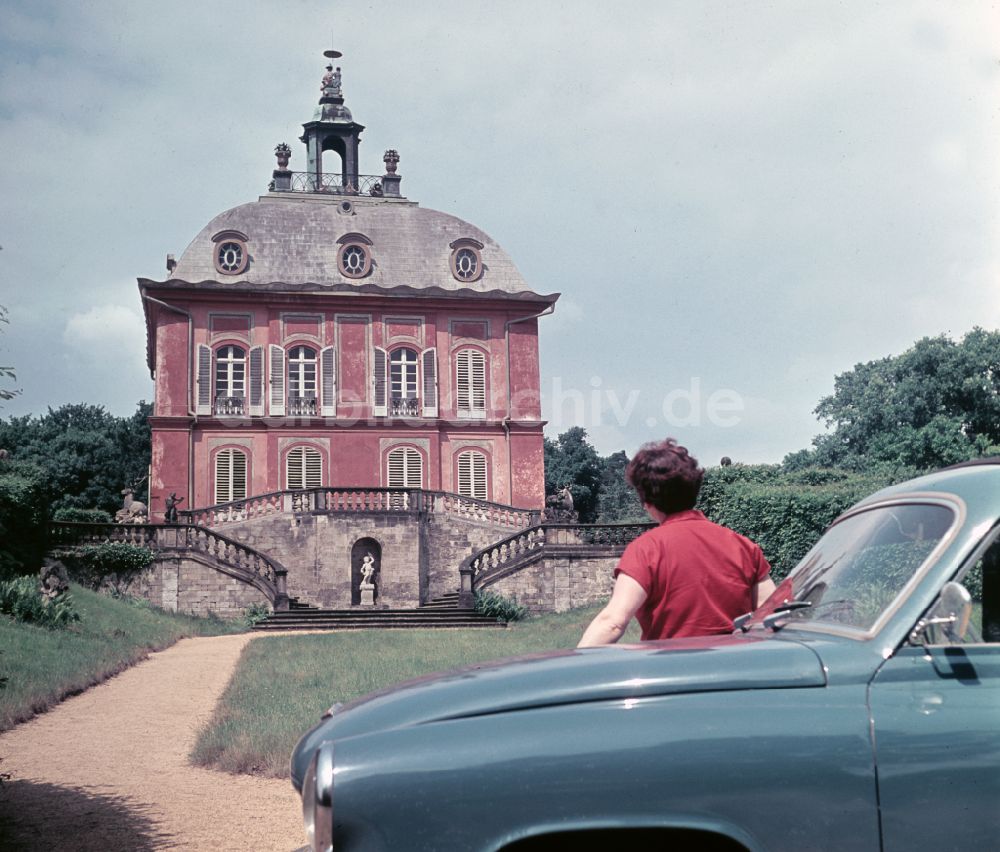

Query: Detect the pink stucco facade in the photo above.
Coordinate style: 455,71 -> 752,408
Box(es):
142,289 -> 553,519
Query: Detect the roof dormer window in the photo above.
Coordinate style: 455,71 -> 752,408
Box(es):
337,232 -> 373,279
211,230 -> 250,276
449,238 -> 484,283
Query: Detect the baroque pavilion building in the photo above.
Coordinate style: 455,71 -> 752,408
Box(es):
140,50 -> 557,525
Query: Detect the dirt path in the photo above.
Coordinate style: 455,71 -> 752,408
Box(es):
0,633 -> 304,851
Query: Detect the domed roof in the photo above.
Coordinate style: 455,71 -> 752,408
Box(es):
167,194 -> 541,298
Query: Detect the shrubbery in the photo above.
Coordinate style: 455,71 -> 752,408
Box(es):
243,601 -> 271,627
697,465 -> 901,580
57,542 -> 155,593
474,590 -> 528,622
0,461 -> 50,580
52,507 -> 113,524
0,575 -> 80,629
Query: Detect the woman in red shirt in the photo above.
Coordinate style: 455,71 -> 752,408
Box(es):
578,439 -> 775,646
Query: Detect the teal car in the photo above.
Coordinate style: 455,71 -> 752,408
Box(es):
291,460 -> 1000,852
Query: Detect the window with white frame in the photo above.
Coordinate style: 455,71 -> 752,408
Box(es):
288,345 -> 318,416
455,348 -> 487,416
386,446 -> 423,488
214,345 -> 246,415
215,448 -> 248,504
286,445 -> 323,490
456,450 -> 488,500
389,347 -> 419,416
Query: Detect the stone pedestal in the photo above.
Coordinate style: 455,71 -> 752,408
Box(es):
360,585 -> 375,607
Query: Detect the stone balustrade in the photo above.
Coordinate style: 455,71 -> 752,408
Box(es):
458,522 -> 654,607
178,487 -> 538,530
49,521 -> 288,608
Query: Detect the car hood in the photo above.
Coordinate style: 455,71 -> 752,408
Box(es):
291,632 -> 825,789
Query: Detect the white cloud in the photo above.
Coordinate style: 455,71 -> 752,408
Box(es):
63,304 -> 144,352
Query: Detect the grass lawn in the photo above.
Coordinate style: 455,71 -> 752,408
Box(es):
193,603 -> 638,778
0,583 -> 242,731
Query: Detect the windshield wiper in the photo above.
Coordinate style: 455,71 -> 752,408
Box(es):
734,600 -> 812,633
762,600 -> 813,631
772,600 -> 813,613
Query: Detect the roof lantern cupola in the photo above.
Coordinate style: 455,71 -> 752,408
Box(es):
299,48 -> 366,194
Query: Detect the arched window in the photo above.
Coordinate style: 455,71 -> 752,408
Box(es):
215,448 -> 248,504
386,446 -> 423,488
286,445 -> 323,490
389,347 -> 419,416
455,348 -> 487,417
456,450 -> 489,500
288,345 -> 317,416
214,345 -> 246,415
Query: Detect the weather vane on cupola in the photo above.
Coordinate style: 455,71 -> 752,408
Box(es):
315,47 -> 353,123
321,48 -> 343,98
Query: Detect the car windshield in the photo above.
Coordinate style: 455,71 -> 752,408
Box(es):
750,502 -> 955,634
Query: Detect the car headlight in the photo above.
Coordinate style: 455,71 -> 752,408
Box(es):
301,743 -> 334,852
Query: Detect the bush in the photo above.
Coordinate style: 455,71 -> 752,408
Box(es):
474,590 -> 528,622
243,601 -> 271,627
697,466 -> 899,581
0,462 -> 49,580
52,507 -> 113,524
58,542 -> 155,593
0,575 -> 80,629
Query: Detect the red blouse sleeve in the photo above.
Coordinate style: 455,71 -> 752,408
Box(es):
614,535 -> 655,595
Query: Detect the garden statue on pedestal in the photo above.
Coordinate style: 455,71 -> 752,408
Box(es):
360,552 -> 377,606
164,492 -> 184,524
543,485 -> 578,523
115,487 -> 148,524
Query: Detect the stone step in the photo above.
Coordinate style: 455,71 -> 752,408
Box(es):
253,603 -> 504,630
253,617 -> 504,630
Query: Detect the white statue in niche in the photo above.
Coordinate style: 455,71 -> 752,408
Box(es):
359,551 -> 378,606
360,552 -> 376,588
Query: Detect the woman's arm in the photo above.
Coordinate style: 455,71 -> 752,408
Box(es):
577,573 -> 648,647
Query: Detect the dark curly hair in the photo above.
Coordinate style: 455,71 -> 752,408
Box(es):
626,438 -> 704,515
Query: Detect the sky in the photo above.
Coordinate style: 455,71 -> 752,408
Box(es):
1,0 -> 998,465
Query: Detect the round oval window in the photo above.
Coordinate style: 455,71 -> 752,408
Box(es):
217,241 -> 245,274
340,244 -> 369,277
452,246 -> 482,282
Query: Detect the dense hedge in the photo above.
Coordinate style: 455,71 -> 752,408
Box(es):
52,507 -> 113,524
697,465 -> 900,580
57,543 -> 156,593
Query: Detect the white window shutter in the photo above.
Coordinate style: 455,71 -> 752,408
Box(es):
386,447 -> 422,488
304,446 -> 323,487
457,451 -> 488,500
249,346 -> 264,416
421,347 -> 438,418
286,447 -> 303,490
232,450 -> 248,500
320,346 -> 336,417
456,349 -> 486,417
215,449 -> 248,504
386,448 -> 405,487
269,345 -> 285,416
373,346 -> 388,416
196,344 -> 212,415
471,351 -> 486,413
456,350 -> 470,412
215,450 -> 231,503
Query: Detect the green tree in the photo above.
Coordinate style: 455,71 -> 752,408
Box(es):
543,427 -> 604,522
594,450 -> 646,523
0,459 -> 49,579
788,328 -> 1000,471
0,401 -> 152,515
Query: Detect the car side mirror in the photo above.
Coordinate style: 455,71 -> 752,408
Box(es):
909,581 -> 973,647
